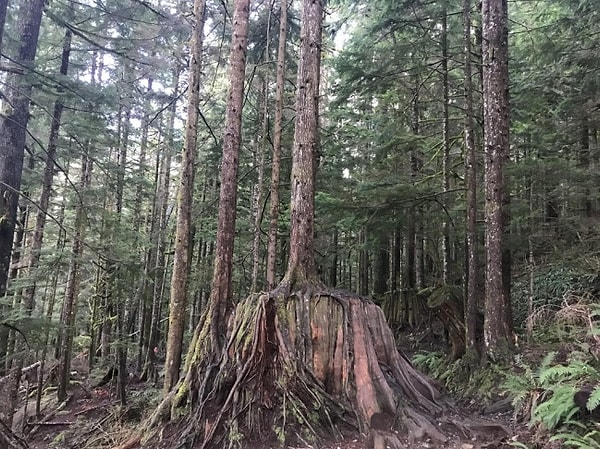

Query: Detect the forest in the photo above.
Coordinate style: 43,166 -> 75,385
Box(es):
0,0 -> 598,448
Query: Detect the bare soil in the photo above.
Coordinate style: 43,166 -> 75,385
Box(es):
7,367 -> 538,449
8,330 -> 546,449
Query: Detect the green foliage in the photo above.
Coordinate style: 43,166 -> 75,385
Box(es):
502,352 -> 557,420
512,266 -> 599,327
533,385 -> 578,430
412,351 -> 502,399
552,423 -> 600,449
502,349 -> 600,434
586,387 -> 600,412
411,351 -> 447,378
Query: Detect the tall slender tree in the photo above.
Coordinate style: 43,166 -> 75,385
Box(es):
279,0 -> 322,289
266,0 -> 288,289
0,0 -> 45,421
482,0 -> 513,359
463,0 -> 480,355
163,0 -> 206,394
207,0 -> 251,353
22,2 -> 73,316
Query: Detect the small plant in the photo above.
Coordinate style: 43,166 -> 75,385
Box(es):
502,352 -> 558,422
502,351 -> 600,429
552,422 -> 600,448
533,385 -> 578,429
412,351 -> 446,378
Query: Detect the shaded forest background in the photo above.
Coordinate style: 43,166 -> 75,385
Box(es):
0,0 -> 599,447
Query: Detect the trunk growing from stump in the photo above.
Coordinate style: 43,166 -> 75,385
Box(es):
130,1 -> 497,448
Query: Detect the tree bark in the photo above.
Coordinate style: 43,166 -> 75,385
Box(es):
208,0 -> 250,353
463,0 -> 480,353
266,0 -> 288,290
164,0 -> 206,394
0,0 -> 45,422
482,0 -> 513,360
22,12 -> 73,316
280,0 -> 323,289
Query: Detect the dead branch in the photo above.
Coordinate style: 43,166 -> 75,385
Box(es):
0,419 -> 29,449
27,421 -> 75,426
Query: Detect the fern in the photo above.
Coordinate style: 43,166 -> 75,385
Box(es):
539,351 -> 558,371
502,353 -> 600,427
585,386 -> 600,411
538,362 -> 597,386
533,385 -> 578,429
551,429 -> 600,448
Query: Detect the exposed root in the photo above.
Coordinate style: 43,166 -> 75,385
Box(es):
137,286 -> 500,448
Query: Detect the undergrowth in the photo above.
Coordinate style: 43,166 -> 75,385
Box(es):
411,351 -> 502,400
412,342 -> 600,448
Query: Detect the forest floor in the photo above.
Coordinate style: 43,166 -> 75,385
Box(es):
11,329 -> 554,449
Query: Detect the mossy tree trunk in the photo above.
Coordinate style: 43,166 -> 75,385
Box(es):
163,0 -> 206,394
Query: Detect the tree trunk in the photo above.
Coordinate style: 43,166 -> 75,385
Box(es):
441,2 -> 451,286
0,0 -> 44,292
463,0 -> 480,354
164,0 -> 206,394
22,14 -> 72,317
250,72 -> 269,293
482,0 -> 513,360
141,129 -> 173,382
0,0 -> 7,53
279,0 -> 323,290
359,228 -> 369,296
57,151 -> 92,402
373,233 -> 388,298
0,0 -> 45,424
266,0 -> 288,290
207,0 -> 250,353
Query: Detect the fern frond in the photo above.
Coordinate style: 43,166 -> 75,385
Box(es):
586,386 -> 600,411
533,385 -> 576,429
539,351 -> 557,370
538,361 -> 596,386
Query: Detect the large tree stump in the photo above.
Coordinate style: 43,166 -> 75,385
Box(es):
142,285 -> 468,448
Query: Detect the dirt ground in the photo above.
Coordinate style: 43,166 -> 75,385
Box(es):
12,372 -> 540,449
8,328 -> 548,449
